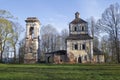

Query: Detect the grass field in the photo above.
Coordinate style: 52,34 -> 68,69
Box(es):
0,64 -> 120,80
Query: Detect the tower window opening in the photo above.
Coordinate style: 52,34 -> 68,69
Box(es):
29,27 -> 34,39
29,46 -> 32,53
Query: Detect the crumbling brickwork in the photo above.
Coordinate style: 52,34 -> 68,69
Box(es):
24,17 -> 40,63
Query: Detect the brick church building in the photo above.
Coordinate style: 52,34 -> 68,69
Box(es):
24,12 -> 104,64
45,12 -> 104,63
66,12 -> 93,63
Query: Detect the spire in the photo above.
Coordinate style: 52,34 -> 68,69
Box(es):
75,12 -> 80,19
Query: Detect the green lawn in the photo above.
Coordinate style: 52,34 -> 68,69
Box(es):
0,64 -> 120,80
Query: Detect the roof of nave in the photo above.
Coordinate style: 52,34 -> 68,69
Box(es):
70,18 -> 87,24
66,34 -> 93,40
45,50 -> 66,55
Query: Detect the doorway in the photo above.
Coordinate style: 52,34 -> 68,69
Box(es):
47,56 -> 51,63
78,57 -> 82,63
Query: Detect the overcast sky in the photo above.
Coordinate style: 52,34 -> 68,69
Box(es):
0,0 -> 120,32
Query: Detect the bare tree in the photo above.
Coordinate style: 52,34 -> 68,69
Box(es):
40,24 -> 59,53
40,24 -> 60,61
101,35 -> 110,63
97,3 -> 120,63
60,29 -> 69,50
87,17 -> 100,37
0,9 -> 23,63
87,17 -> 100,49
9,22 -> 24,63
91,17 -> 95,38
0,10 -> 15,19
93,36 -> 99,48
18,38 -> 25,63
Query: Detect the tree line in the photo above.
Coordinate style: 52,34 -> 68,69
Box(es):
0,10 -> 24,63
89,3 -> 120,63
0,3 -> 120,63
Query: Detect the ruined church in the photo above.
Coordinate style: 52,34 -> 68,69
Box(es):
66,12 -> 93,63
24,12 -> 104,64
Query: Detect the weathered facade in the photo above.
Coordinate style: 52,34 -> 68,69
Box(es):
24,13 -> 104,64
66,12 -> 93,63
45,50 -> 67,64
24,17 -> 40,63
44,12 -> 105,64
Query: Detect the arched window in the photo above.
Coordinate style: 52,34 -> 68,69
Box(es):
29,27 -> 34,39
82,26 -> 85,31
74,44 -> 78,50
82,44 -> 86,50
29,27 -> 34,35
29,46 -> 32,53
78,57 -> 82,63
74,27 -> 77,31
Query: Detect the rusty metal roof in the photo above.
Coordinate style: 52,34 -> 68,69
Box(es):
25,17 -> 40,23
66,34 -> 93,40
45,50 -> 66,55
70,18 -> 87,24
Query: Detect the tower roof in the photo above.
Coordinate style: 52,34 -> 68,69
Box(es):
75,12 -> 80,18
25,17 -> 40,23
70,12 -> 87,24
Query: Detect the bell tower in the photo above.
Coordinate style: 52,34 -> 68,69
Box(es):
24,17 -> 40,63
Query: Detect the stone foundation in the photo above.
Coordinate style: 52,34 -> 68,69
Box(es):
24,53 -> 37,63
24,59 -> 37,64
